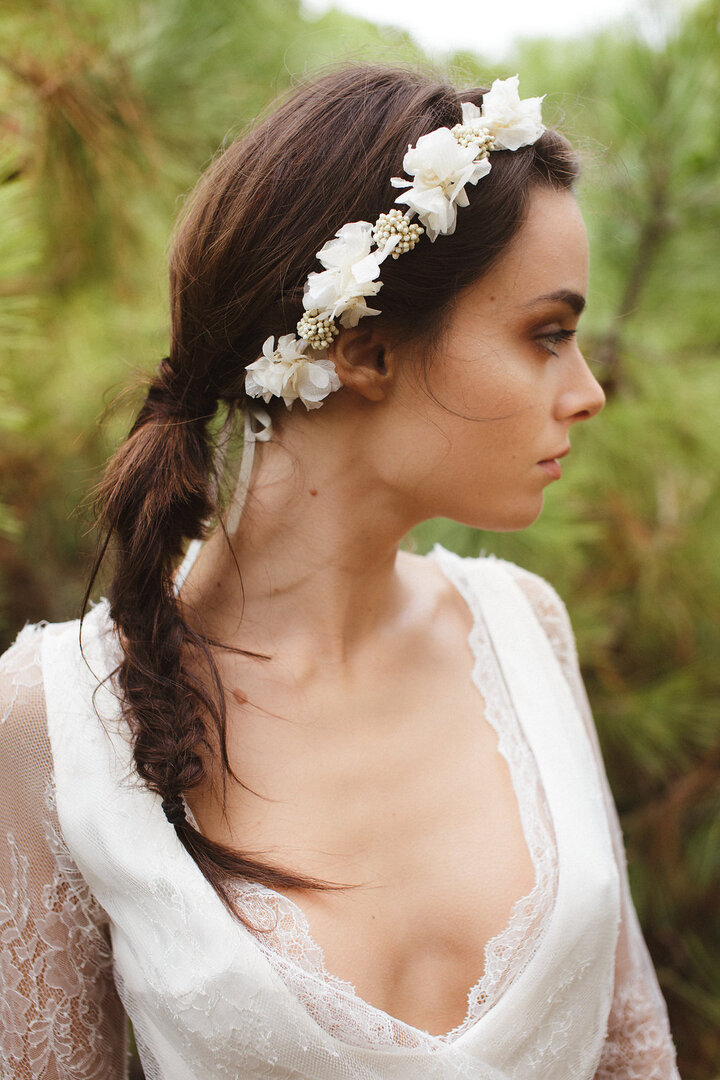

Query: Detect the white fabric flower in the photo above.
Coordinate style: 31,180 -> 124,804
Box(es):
390,127 -> 491,241
303,221 -> 383,328
245,334 -> 341,410
473,75 -> 545,152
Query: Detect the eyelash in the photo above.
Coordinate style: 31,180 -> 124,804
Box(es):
536,328 -> 576,356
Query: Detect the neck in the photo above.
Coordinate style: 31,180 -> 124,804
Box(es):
181,404 -> 421,667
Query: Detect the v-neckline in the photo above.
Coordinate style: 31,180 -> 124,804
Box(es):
45,554 -> 619,1075
185,546 -> 559,1049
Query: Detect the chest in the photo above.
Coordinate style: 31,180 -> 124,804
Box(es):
190,637 -> 537,1035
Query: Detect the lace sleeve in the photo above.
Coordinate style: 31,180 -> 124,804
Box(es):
504,563 -> 681,1079
0,624 -> 128,1079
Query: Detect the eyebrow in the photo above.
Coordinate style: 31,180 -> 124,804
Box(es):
523,290 -> 586,314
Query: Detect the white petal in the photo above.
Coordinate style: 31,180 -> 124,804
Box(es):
338,302 -> 381,328
335,221 -> 374,246
304,269 -> 344,313
395,186 -> 455,241
350,253 -> 382,285
492,118 -> 545,152
307,366 -> 330,390
470,156 -> 492,183
317,221 -> 374,269
375,233 -> 400,261
461,101 -> 481,124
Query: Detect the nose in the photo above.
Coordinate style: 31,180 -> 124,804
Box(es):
555,349 -> 605,424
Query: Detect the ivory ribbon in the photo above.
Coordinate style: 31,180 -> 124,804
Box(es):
173,405 -> 272,594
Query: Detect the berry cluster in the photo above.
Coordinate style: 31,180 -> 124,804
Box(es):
372,209 -> 424,260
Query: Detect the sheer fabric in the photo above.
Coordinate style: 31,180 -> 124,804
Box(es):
500,560 -> 681,1079
0,551 -> 680,1078
0,624 -> 127,1079
507,565 -> 682,1080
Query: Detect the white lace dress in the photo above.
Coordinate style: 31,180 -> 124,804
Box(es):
0,549 -> 681,1079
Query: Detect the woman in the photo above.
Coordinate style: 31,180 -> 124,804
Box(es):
0,65 -> 680,1078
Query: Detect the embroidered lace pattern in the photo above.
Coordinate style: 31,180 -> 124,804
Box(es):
0,556 -> 681,1078
0,624 -> 127,1079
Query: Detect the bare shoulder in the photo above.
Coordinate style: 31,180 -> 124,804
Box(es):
400,546 -> 565,613
401,546 -> 577,658
397,548 -> 475,631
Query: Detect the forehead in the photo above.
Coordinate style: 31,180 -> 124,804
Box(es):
461,188 -> 589,315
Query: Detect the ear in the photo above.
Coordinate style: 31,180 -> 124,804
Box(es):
329,326 -> 393,402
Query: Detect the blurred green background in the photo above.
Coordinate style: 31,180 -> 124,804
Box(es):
1,1 -> 718,1075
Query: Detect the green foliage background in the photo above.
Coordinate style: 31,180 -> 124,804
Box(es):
1,1 -> 718,1075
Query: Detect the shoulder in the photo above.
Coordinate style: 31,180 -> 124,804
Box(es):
0,620 -> 49,727
426,543 -> 567,612
0,607 -> 122,839
0,623 -> 117,965
427,546 -> 578,667
0,606 -> 114,746
0,622 -> 57,817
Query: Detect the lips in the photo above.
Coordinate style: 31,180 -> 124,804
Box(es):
539,447 -> 570,464
537,447 -> 570,480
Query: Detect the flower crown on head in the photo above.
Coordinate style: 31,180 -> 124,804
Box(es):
245,76 -> 545,412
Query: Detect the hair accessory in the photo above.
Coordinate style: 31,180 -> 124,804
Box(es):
244,75 -> 544,411
162,795 -> 187,826
245,335 -> 341,410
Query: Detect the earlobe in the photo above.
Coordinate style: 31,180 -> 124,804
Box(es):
329,327 -> 392,402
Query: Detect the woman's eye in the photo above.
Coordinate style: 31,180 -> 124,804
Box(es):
536,328 -> 577,356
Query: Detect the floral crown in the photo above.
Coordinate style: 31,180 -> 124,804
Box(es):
244,76 -> 544,411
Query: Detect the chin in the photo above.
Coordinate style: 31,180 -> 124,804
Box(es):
454,495 -> 545,533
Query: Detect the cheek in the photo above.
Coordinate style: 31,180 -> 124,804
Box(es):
427,354 -> 524,421
387,344 -> 545,486
439,374 -> 540,440
427,333 -> 539,423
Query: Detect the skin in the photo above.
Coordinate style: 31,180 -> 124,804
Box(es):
182,187 -> 605,1035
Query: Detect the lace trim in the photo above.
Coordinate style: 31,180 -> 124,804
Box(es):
594,980 -> 682,1079
227,549 -> 558,1050
448,553 -> 558,1019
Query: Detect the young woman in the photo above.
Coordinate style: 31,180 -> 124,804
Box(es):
0,66 -> 680,1079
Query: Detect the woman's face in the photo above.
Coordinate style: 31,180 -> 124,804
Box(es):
383,187 -> 605,532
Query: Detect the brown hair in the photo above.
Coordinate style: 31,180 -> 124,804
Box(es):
88,65 -> 579,911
